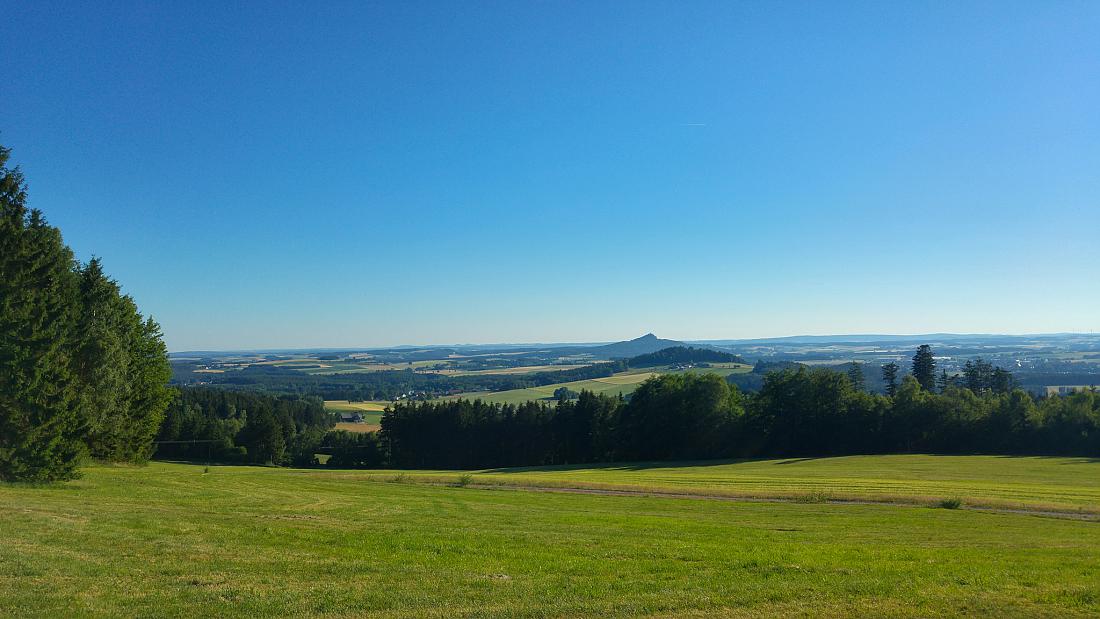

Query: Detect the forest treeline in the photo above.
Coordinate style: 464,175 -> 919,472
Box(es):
371,369 -> 1099,469
154,388 -> 333,466
1,146 -> 172,481
625,346 -> 745,367
159,347 -> 1100,469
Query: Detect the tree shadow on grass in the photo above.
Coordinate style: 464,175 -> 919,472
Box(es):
480,453 -> 1100,474
772,457 -> 829,465
480,456 -> 836,474
942,454 -> 1100,464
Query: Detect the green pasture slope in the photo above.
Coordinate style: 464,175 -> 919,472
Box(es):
3,457 -> 1100,617
458,454 -> 1100,514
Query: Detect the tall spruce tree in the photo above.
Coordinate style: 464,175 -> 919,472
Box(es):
122,313 -> 172,462
881,362 -> 899,398
936,369 -> 950,393
846,362 -> 866,392
1,144 -> 171,479
73,259 -> 172,462
73,258 -> 130,460
0,146 -> 86,481
911,345 -> 936,391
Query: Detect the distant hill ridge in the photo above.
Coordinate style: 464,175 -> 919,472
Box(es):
591,333 -> 687,358
627,346 -> 745,367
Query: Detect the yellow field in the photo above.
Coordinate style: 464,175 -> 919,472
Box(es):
446,371 -> 660,404
447,364 -> 594,376
596,371 -> 660,385
334,422 -> 381,433
324,400 -> 390,412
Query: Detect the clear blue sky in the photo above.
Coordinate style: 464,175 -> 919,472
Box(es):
4,1 -> 1098,351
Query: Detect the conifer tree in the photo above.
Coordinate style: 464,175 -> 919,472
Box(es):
123,314 -> 172,462
881,362 -> 899,398
72,259 -> 172,462
911,345 -> 936,391
0,147 -> 86,481
936,369 -> 949,393
1,144 -> 171,479
846,362 -> 866,392
73,258 -> 131,460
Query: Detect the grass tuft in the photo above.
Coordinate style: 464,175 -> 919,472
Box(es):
455,473 -> 474,487
939,497 -> 963,509
794,490 -> 832,504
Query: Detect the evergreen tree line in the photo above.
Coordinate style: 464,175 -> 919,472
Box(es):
362,369 -> 1099,470
1,146 -> 172,481
154,388 -> 333,466
625,346 -> 745,368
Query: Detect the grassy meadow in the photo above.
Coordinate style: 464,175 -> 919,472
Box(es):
453,454 -> 1100,514
2,458 -> 1099,617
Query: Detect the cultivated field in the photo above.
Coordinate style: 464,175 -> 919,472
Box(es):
447,365 -> 752,405
2,458 -> 1099,617
444,364 -> 594,376
447,371 -> 657,404
325,400 -> 389,431
324,400 -> 389,413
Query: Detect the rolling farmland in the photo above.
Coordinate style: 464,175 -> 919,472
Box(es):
448,364 -> 752,405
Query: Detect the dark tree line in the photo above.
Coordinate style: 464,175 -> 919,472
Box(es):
155,388 -> 333,465
374,371 -> 1098,470
1,146 -> 172,482
726,359 -> 804,393
625,346 -> 745,368
237,357 -> 1099,471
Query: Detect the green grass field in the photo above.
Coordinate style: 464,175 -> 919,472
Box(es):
449,454 -> 1100,514
2,458 -> 1099,617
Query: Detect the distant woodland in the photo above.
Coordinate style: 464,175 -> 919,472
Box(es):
161,347 -> 1100,469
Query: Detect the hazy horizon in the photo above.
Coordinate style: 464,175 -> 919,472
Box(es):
167,330 -> 1100,354
5,2 -> 1098,351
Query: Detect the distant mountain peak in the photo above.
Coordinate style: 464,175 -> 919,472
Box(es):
591,333 -> 685,358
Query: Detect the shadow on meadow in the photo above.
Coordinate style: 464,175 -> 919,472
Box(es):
479,453 -> 1100,474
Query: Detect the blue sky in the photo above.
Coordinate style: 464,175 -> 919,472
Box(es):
4,1 -> 1099,351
